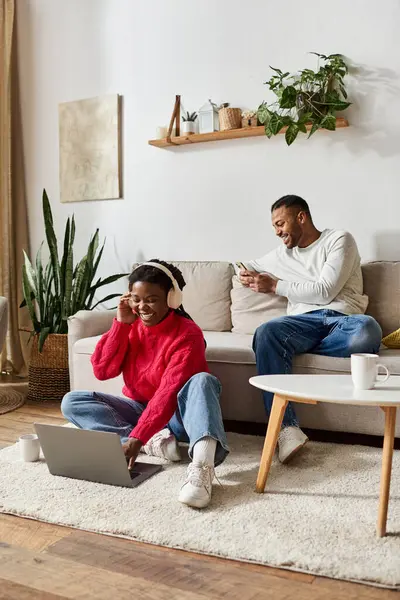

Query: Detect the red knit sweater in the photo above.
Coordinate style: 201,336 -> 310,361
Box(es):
91,312 -> 209,444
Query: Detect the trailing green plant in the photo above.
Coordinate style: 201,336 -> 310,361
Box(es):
257,53 -> 351,146
182,110 -> 198,122
22,189 -> 127,351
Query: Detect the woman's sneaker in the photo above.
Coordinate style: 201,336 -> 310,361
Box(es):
278,426 -> 308,464
141,428 -> 181,462
178,462 -> 214,508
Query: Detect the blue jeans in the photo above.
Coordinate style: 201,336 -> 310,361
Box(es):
61,372 -> 229,467
252,310 -> 382,428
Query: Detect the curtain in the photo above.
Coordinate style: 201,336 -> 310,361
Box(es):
0,0 -> 29,375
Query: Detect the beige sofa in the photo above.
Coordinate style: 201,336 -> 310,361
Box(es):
68,261 -> 400,438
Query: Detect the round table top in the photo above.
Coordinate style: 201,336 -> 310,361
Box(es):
249,375 -> 400,407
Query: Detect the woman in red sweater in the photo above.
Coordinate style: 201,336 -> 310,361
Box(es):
62,260 -> 228,508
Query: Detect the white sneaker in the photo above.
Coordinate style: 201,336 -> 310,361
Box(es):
278,426 -> 308,464
178,462 -> 214,508
141,428 -> 181,462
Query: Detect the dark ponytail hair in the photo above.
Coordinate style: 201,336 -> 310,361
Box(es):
128,259 -> 194,322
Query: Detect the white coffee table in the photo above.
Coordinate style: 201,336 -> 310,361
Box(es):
249,374 -> 400,537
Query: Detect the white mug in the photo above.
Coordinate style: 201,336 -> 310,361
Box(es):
19,434 -> 40,462
351,353 -> 390,390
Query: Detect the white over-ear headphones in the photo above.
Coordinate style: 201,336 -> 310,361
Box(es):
135,262 -> 183,310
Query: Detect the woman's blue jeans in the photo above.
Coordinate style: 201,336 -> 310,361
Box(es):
62,372 -> 229,466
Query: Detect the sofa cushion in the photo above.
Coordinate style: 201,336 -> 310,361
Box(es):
133,261 -> 233,332
73,332 -> 400,374
204,331 -> 255,363
362,261 -> 400,336
73,331 -> 256,365
230,275 -> 287,334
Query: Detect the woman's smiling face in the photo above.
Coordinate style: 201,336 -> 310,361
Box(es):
128,281 -> 170,327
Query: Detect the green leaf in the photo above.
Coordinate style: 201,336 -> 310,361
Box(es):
309,52 -> 328,60
64,234 -> 74,318
325,90 -> 340,103
264,123 -> 273,139
285,123 -> 299,146
71,255 -> 88,314
38,327 -> 51,353
43,189 -> 60,297
332,101 -> 351,111
297,121 -> 307,133
320,114 -> 336,131
19,291 -> 34,309
280,86 -> 297,109
92,241 -> 105,283
307,121 -> 320,138
22,265 -> 40,332
22,250 -> 37,296
60,216 -> 70,315
89,293 -> 122,311
269,66 -> 283,75
269,113 -> 285,135
257,104 -> 270,125
89,273 -> 128,292
339,84 -> 348,99
35,243 -> 45,322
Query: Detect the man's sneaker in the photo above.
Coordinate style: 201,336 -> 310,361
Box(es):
278,426 -> 309,464
178,462 -> 214,508
141,428 -> 181,462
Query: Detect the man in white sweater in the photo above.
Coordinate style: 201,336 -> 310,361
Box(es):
240,195 -> 382,464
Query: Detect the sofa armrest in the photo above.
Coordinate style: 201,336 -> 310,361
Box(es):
67,309 -> 116,387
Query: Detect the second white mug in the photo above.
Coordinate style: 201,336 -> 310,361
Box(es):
19,433 -> 40,462
351,353 -> 390,390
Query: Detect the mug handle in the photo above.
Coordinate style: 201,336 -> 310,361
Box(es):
376,364 -> 390,383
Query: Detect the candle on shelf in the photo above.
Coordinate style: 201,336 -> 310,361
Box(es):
156,126 -> 169,139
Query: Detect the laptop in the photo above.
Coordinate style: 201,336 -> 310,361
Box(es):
34,423 -> 163,488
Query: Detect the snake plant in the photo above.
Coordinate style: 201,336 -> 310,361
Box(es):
22,189 -> 127,351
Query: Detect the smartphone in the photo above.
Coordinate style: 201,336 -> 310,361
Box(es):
236,261 -> 248,271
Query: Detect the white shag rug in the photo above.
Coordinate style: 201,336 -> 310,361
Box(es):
0,433 -> 399,589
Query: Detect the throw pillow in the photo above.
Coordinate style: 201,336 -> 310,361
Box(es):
382,329 -> 400,349
230,275 -> 287,335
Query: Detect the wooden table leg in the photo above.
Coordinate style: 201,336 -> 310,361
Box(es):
255,394 -> 288,493
377,406 -> 397,537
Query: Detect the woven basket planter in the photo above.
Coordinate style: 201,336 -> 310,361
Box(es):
219,107 -> 242,131
28,333 -> 70,402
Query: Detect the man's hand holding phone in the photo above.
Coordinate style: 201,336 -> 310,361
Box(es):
236,262 -> 277,294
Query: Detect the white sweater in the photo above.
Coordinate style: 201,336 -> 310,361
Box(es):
248,229 -> 368,316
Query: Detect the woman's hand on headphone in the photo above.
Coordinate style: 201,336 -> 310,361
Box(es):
117,293 -> 138,325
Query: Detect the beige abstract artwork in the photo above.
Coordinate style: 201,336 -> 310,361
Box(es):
59,94 -> 121,203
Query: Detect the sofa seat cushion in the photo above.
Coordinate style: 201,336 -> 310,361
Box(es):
73,333 -> 400,374
204,331 -> 254,363
72,331 -> 256,365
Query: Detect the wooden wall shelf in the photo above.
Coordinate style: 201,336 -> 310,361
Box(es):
148,117 -> 349,148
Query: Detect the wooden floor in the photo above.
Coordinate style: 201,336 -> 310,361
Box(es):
0,402 -> 397,599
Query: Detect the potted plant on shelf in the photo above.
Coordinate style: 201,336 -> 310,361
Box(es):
182,111 -> 198,135
257,53 -> 351,145
21,189 -> 127,402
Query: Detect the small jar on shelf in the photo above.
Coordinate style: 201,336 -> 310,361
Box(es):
241,110 -> 258,128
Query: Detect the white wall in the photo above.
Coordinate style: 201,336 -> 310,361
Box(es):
16,0 -> 400,293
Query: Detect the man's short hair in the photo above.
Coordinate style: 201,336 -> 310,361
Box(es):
271,195 -> 311,216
